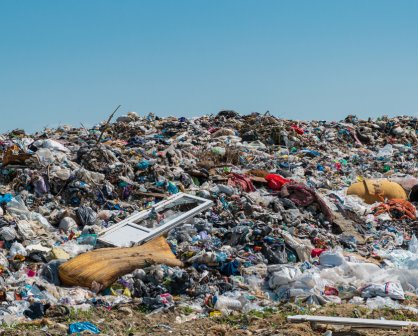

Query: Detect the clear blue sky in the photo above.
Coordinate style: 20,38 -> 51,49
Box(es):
1,0 -> 418,132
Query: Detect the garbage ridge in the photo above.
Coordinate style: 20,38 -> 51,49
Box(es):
0,111 -> 417,326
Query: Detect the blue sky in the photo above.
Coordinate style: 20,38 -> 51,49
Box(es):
1,0 -> 418,132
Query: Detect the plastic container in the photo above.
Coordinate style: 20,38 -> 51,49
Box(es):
213,295 -> 242,311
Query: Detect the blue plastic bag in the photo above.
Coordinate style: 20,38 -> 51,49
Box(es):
0,194 -> 12,204
69,321 -> 100,334
76,234 -> 98,246
167,182 -> 179,194
137,159 -> 151,170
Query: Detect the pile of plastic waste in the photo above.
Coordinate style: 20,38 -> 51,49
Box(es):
0,111 -> 417,325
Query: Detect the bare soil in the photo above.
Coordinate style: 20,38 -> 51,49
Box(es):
2,300 -> 418,336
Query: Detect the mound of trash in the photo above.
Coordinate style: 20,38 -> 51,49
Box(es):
0,111 -> 417,328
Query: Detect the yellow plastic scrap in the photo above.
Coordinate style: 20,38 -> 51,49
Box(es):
122,287 -> 132,297
52,247 -> 71,260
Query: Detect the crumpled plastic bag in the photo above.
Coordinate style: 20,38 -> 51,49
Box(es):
0,226 -> 17,241
319,250 -> 346,267
280,230 -> 313,262
268,265 -> 302,288
59,217 -> 77,233
40,260 -> 65,285
49,166 -> 71,180
74,168 -> 105,184
35,148 -> 67,166
68,321 -> 100,334
376,144 -> 393,158
7,196 -> 31,220
361,281 -> 405,300
409,235 -> 418,254
32,139 -> 70,153
59,240 -> 93,258
76,206 -> 97,226
7,196 -> 51,229
366,296 -> 401,310
9,242 -> 27,257
17,220 -> 49,240
366,296 -> 418,313
293,271 -> 328,291
24,302 -> 46,319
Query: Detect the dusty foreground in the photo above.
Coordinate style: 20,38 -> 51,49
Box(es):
2,301 -> 418,336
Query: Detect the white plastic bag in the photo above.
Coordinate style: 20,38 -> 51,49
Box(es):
59,240 -> 93,258
409,235 -> 418,254
390,176 -> 418,191
0,226 -> 17,241
319,250 -> 345,267
9,242 -> 27,257
376,144 -> 393,158
36,148 -> 67,165
361,281 -> 405,300
32,139 -> 70,153
59,217 -> 77,233
293,271 -> 327,291
366,297 -> 400,310
268,265 -> 302,289
50,166 -> 71,180
7,196 -> 31,220
7,196 -> 51,229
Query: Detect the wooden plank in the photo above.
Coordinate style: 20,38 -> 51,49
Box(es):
135,191 -> 167,198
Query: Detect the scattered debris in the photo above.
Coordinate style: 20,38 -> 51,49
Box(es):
0,111 -> 416,332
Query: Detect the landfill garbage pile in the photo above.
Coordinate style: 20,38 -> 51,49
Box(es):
0,111 -> 417,327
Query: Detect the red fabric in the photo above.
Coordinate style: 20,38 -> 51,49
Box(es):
291,124 -> 304,135
228,173 -> 256,192
265,174 -> 292,191
280,182 -> 334,222
324,286 -> 339,296
311,248 -> 326,257
208,127 -> 219,133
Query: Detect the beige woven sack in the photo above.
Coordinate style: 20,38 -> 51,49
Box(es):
59,236 -> 182,289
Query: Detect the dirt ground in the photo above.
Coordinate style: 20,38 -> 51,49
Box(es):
2,301 -> 418,336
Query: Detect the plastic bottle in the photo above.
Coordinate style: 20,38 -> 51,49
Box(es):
213,295 -> 242,311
